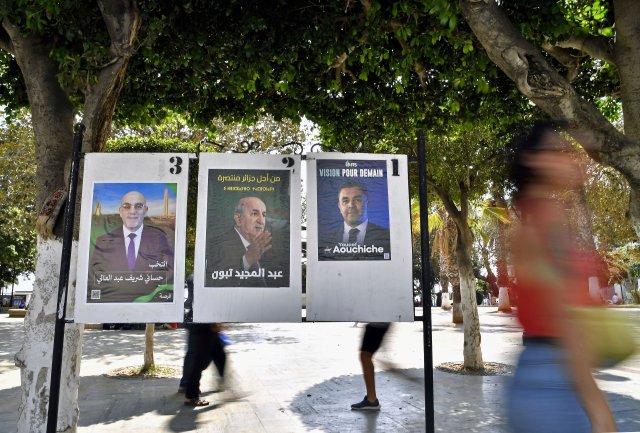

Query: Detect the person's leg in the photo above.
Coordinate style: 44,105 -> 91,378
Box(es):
210,328 -> 227,393
179,327 -> 197,390
351,323 -> 390,410
211,333 -> 226,377
360,351 -> 376,402
184,329 -> 210,406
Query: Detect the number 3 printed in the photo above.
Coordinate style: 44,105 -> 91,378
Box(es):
170,156 -> 182,174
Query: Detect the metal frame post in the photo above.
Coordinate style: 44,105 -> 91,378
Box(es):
46,123 -> 84,433
417,129 -> 435,433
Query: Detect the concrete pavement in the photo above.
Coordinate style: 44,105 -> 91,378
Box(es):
1,308 -> 639,432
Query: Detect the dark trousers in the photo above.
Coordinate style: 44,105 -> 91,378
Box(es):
181,324 -> 226,399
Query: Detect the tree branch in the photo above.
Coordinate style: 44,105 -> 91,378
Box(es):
359,0 -> 371,15
473,268 -> 500,294
459,0 -> 640,190
0,23 -> 14,53
614,0 -> 640,141
459,179 -> 469,221
84,0 -> 141,152
390,19 -> 428,87
98,0 -> 141,58
427,175 -> 463,225
2,20 -> 75,236
554,35 -> 615,66
541,41 -> 584,82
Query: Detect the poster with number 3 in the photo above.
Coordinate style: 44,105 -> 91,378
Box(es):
74,153 -> 189,324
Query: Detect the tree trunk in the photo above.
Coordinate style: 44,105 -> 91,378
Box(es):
10,276 -> 15,308
431,178 -> 483,368
4,3 -> 141,431
440,276 -> 452,310
456,225 -> 484,369
15,239 -> 83,433
497,286 -> 512,312
490,193 -> 512,312
451,281 -> 463,324
444,216 -> 461,320
143,323 -> 155,371
479,246 -> 500,296
3,21 -> 81,433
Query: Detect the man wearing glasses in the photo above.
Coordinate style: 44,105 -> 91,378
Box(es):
88,191 -> 174,302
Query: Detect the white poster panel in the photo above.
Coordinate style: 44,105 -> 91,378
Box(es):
193,154 -> 302,322
74,153 -> 189,323
306,153 -> 413,322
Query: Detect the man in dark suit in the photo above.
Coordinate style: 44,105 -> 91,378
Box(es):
88,191 -> 174,302
205,196 -> 288,287
319,181 -> 391,260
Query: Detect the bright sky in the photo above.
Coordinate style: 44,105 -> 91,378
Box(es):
92,182 -> 177,216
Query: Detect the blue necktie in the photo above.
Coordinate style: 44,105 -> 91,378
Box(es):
348,228 -> 359,243
127,233 -> 137,270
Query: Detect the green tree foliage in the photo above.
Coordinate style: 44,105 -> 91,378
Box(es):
0,1 -> 530,138
459,0 -> 640,244
603,244 -> 640,286
584,158 -> 636,250
0,2 -> 577,421
106,114 -> 312,275
0,110 -> 36,286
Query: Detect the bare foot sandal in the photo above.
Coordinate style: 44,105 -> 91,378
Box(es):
184,398 -> 209,406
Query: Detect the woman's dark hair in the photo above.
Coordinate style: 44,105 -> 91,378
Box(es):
509,120 -> 567,197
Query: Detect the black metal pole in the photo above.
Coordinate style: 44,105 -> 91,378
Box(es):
417,129 -> 435,433
46,123 -> 84,433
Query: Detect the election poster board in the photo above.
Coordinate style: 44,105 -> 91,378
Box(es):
74,154 -> 189,323
193,154 -> 302,322
306,153 -> 413,322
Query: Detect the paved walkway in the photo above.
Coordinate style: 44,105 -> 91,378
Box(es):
1,308 -> 639,432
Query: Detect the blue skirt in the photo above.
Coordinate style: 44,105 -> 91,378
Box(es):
507,342 -> 591,433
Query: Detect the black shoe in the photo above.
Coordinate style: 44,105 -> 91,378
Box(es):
350,396 -> 380,411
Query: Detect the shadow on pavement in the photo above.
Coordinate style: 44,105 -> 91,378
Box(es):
594,371 -> 632,382
82,329 -> 186,363
606,392 -> 640,432
0,322 -> 24,361
77,374 -> 182,427
0,385 -> 20,433
290,368 -> 425,433
167,402 -> 222,433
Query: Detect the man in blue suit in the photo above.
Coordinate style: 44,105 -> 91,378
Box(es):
88,190 -> 174,303
319,181 -> 390,260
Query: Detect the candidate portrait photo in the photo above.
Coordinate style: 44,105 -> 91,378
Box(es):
316,159 -> 391,261
204,169 -> 291,287
86,182 -> 177,303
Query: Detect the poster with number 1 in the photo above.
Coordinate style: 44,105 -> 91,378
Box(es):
74,153 -> 189,324
305,153 -> 413,322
